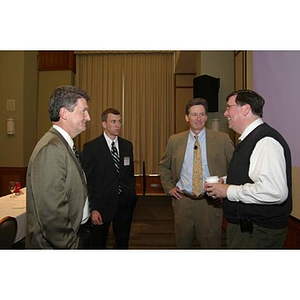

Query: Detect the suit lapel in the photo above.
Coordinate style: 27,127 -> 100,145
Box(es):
117,137 -> 126,175
176,131 -> 189,178
118,138 -> 123,173
206,129 -> 217,169
99,134 -> 120,175
50,127 -> 87,187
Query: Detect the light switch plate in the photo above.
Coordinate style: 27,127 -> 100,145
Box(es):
7,99 -> 15,111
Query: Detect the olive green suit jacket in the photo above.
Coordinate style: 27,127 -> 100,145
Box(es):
158,128 -> 234,194
26,127 -> 87,249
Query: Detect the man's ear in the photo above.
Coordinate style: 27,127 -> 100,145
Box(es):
243,104 -> 252,116
59,107 -> 68,120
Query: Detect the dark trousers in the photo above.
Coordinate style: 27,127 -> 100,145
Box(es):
78,219 -> 92,249
90,199 -> 135,249
227,222 -> 288,249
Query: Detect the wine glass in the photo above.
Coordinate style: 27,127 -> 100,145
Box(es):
9,181 -> 15,198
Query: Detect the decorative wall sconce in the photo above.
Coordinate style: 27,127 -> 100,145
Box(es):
7,117 -> 15,135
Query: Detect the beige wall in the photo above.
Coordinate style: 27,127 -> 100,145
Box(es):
0,51 -> 38,167
0,51 -> 74,167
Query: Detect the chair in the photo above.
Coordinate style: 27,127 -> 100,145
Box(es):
0,216 -> 18,249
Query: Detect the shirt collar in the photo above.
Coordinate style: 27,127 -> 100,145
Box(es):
52,125 -> 73,149
104,131 -> 118,146
240,118 -> 264,141
188,128 -> 206,143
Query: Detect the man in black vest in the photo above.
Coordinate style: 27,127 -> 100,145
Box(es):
205,89 -> 292,248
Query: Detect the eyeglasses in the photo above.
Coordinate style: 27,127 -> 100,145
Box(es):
226,104 -> 238,110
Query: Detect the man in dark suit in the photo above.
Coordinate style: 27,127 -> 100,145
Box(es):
26,85 -> 91,249
82,108 -> 137,249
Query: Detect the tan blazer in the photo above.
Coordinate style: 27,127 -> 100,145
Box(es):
159,128 -> 234,194
26,127 -> 87,249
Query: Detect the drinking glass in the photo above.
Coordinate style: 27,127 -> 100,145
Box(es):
9,181 -> 15,197
14,181 -> 21,196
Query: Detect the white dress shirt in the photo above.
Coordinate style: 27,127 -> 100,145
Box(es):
53,125 -> 90,224
226,119 -> 288,205
104,131 -> 119,153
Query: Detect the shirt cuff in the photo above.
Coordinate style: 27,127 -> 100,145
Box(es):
226,185 -> 240,202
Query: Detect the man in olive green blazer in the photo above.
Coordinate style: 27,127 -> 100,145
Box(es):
26,86 -> 91,249
159,98 -> 234,248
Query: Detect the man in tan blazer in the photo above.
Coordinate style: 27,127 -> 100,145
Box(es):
159,98 -> 234,248
26,86 -> 91,249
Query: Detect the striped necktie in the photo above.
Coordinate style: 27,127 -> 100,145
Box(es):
73,144 -> 82,165
111,141 -> 122,194
111,141 -> 120,173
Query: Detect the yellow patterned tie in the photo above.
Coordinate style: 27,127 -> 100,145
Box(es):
192,135 -> 203,196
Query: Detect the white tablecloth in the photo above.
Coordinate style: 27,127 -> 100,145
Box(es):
0,188 -> 26,243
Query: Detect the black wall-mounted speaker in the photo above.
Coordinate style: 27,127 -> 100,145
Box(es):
193,75 -> 220,112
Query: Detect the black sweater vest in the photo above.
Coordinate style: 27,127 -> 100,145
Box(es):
224,123 -> 292,228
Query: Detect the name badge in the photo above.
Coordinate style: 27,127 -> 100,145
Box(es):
124,156 -> 130,166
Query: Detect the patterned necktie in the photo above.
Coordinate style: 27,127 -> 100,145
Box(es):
192,135 -> 203,196
73,144 -> 82,165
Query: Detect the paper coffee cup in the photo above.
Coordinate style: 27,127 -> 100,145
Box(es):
205,176 -> 219,183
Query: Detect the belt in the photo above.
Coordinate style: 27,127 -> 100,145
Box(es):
182,192 -> 208,200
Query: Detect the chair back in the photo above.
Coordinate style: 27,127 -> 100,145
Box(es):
0,216 -> 17,249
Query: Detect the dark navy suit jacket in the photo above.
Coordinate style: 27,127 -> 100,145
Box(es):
82,134 -> 137,222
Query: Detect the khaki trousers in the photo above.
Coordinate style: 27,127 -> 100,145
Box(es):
172,195 -> 223,248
